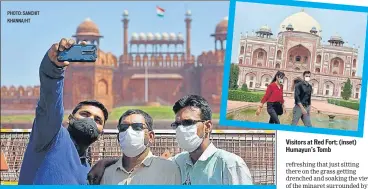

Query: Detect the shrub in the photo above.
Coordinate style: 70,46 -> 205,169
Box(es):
327,98 -> 359,110
241,84 -> 249,91
228,90 -> 265,102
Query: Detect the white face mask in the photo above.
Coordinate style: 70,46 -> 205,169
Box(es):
175,124 -> 204,152
305,76 -> 311,82
278,78 -> 284,84
118,127 -> 146,157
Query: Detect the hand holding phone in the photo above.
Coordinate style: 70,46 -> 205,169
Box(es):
57,44 -> 97,63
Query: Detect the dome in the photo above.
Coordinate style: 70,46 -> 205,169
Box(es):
147,33 -> 154,40
131,32 -> 138,40
259,25 -> 272,33
329,34 -> 343,41
177,33 -> 184,40
123,10 -> 129,17
154,33 -> 161,40
162,32 -> 169,40
310,26 -> 317,33
215,17 -> 228,34
279,10 -> 321,35
186,10 -> 192,16
139,32 -> 146,40
76,18 -> 101,36
169,33 -> 176,40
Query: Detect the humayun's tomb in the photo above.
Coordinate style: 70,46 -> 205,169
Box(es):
236,9 -> 362,99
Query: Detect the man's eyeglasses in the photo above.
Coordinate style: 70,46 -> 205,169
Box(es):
171,119 -> 206,129
117,123 -> 147,132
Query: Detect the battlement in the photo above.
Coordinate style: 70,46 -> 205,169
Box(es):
96,50 -> 118,67
197,50 -> 225,65
1,86 -> 40,111
1,86 -> 40,98
67,50 -> 118,68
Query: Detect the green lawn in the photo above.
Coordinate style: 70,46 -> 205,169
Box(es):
1,106 -> 220,123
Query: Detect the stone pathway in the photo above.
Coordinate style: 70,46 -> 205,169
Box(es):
227,97 -> 359,116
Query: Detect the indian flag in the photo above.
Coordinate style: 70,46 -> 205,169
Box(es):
156,6 -> 165,17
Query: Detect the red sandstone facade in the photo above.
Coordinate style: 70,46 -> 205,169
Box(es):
237,10 -> 362,99
1,11 -> 227,113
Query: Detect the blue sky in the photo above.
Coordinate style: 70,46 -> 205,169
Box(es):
1,1 -> 229,86
231,2 -> 367,76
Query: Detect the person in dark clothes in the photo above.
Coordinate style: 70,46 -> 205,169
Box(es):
291,71 -> 313,126
18,38 -> 109,185
256,71 -> 286,124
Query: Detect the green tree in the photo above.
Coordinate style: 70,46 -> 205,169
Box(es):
229,63 -> 239,89
241,83 -> 248,91
341,78 -> 353,100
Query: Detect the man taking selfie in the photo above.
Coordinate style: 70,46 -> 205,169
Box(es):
18,38 -> 109,185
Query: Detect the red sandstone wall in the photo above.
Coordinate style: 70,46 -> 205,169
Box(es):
1,86 -> 40,111
2,51 -> 225,113
94,68 -> 114,112
123,78 -> 184,105
198,50 -> 225,113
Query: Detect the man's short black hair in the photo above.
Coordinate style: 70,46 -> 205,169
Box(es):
72,100 -> 109,122
173,95 -> 212,120
118,109 -> 153,131
303,71 -> 311,76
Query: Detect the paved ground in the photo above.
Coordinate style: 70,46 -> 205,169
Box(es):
227,97 -> 359,116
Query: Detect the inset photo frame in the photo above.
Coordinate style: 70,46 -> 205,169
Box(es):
220,0 -> 368,137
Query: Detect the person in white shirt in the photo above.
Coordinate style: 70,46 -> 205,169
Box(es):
99,109 -> 181,185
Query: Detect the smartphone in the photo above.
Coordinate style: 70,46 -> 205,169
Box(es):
57,44 -> 97,62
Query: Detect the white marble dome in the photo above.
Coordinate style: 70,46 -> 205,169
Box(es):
123,10 -> 129,16
186,10 -> 192,16
169,33 -> 176,40
162,32 -> 169,40
154,33 -> 161,40
131,32 -> 138,40
259,25 -> 272,33
147,33 -> 154,40
330,34 -> 343,41
139,32 -> 146,40
279,10 -> 321,35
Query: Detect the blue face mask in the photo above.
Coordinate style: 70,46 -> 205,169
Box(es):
279,78 -> 284,84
